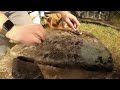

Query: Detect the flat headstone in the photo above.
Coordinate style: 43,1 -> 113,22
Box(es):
10,29 -> 113,72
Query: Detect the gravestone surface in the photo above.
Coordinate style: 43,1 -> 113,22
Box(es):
10,29 -> 113,78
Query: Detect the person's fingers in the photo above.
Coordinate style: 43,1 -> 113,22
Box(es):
37,25 -> 46,39
74,24 -> 77,29
35,30 -> 46,41
40,29 -> 46,39
32,24 -> 46,41
33,36 -> 42,44
25,35 -> 42,44
71,18 -> 80,29
38,24 -> 46,37
65,18 -> 75,30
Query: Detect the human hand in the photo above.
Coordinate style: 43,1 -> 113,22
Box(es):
5,24 -> 46,45
59,11 -> 80,30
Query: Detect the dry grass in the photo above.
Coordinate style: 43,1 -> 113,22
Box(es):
79,23 -> 120,69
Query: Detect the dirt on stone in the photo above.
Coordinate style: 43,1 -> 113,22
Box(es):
6,29 -> 115,79
1,26 -> 120,79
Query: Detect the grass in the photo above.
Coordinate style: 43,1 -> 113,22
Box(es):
78,18 -> 120,31
79,23 -> 120,68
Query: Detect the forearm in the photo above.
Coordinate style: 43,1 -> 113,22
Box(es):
0,11 -> 9,32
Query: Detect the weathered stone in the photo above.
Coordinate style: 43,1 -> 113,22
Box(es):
10,29 -> 113,73
12,56 -> 44,79
0,34 -> 9,60
38,64 -> 111,79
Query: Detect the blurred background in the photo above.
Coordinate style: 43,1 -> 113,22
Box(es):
70,11 -> 120,27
